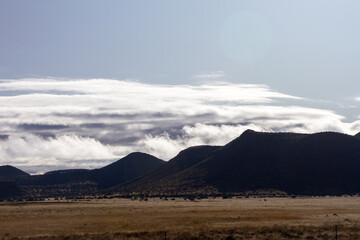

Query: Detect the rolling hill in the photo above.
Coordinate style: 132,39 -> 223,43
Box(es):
113,130 -> 360,195
4,130 -> 360,197
24,152 -> 165,190
0,166 -> 28,199
91,152 -> 166,188
0,165 -> 30,181
119,145 -> 221,194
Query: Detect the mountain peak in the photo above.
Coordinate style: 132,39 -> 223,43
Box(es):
101,152 -> 164,169
242,129 -> 257,135
235,129 -> 258,140
95,152 -> 165,189
125,152 -> 156,159
113,131 -> 360,196
0,165 -> 29,178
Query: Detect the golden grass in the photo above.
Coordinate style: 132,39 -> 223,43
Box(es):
0,197 -> 359,239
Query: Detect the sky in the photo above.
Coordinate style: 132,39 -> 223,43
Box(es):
0,0 -> 359,173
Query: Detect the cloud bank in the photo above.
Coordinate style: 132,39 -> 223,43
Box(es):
0,78 -> 359,173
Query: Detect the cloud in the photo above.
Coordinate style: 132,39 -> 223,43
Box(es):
0,134 -> 125,173
191,71 -> 225,79
136,119 -> 360,160
18,123 -> 69,131
0,78 -> 359,173
137,123 -> 262,159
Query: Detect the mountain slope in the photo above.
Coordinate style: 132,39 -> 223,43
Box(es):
114,130 -> 360,195
28,169 -> 91,186
23,152 -> 165,190
0,182 -> 25,199
118,145 -> 221,194
0,165 -> 30,181
92,152 -> 165,188
355,132 -> 360,139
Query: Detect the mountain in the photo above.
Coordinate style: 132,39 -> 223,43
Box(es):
91,152 -> 165,189
0,182 -> 25,199
198,130 -> 360,195
119,145 -> 221,194
22,152 -> 165,190
0,165 -> 30,181
0,166 -> 28,199
28,169 -> 91,186
113,130 -> 360,195
5,130 -> 360,197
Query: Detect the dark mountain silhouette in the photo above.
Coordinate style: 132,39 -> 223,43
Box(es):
27,169 -> 91,186
92,152 -> 165,188
0,182 -> 25,199
119,145 -> 221,194
4,130 -> 360,197
0,165 -> 30,181
44,169 -> 90,175
114,130 -> 360,195
22,152 -> 165,190
198,130 -> 360,195
0,166 -> 28,199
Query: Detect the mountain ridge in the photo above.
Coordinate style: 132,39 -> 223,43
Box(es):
117,145 -> 221,195
0,165 -> 30,182
0,152 -> 165,199
3,130 -> 360,198
112,130 -> 360,196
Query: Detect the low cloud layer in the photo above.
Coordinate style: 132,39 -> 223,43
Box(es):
0,78 -> 359,173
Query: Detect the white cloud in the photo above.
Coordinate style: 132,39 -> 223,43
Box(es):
0,133 -> 126,173
0,78 -> 359,172
137,124 -> 262,159
191,71 -> 225,79
136,119 -> 360,160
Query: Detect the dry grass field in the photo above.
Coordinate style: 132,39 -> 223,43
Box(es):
0,197 -> 360,240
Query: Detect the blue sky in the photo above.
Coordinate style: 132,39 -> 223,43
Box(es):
0,1 -> 360,172
1,1 -> 359,98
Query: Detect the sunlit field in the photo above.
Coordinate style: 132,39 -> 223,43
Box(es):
1,197 -> 359,240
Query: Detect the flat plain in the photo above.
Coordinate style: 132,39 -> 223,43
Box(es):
0,197 -> 360,240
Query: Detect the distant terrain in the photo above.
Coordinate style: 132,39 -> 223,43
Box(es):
118,130 -> 360,196
0,152 -> 164,199
2,130 -> 360,199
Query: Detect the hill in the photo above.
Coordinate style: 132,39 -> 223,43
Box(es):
91,152 -> 165,189
0,182 -> 25,199
22,152 -> 165,190
27,169 -> 91,186
0,165 -> 30,181
119,145 -> 221,194
113,130 -> 360,195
